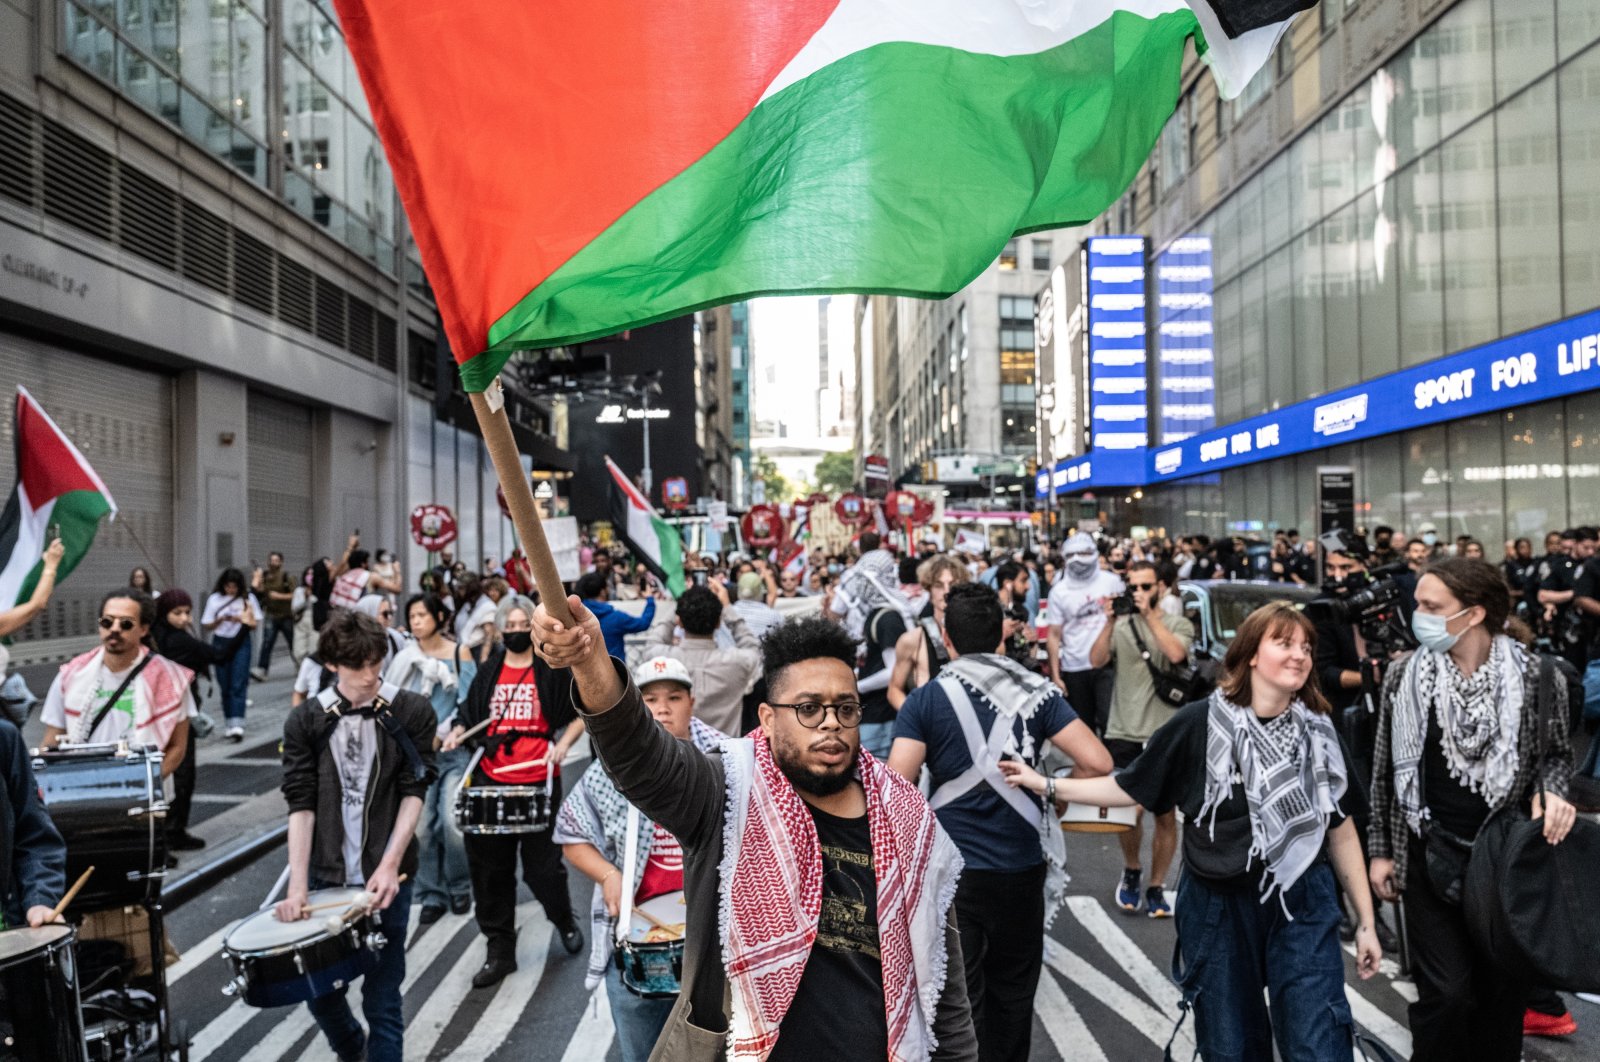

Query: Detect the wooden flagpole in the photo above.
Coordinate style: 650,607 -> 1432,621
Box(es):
468,381 -> 574,627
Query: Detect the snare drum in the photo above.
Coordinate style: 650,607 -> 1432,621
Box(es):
614,891 -> 686,998
454,784 -> 551,834
34,743 -> 168,912
0,924 -> 89,1061
220,888 -> 386,1008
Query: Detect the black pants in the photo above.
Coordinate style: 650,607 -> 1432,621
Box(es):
955,864 -> 1046,1062
463,777 -> 574,960
1403,837 -> 1524,1062
168,724 -> 197,836
1063,668 -> 1113,736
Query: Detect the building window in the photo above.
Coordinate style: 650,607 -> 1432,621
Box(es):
1160,100 -> 1189,192
999,239 -> 1019,270
1031,240 -> 1051,271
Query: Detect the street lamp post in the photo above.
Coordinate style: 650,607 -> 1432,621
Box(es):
641,386 -> 653,495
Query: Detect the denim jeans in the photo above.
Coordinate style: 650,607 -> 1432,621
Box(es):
415,748 -> 472,909
257,614 -> 296,673
214,635 -> 251,723
306,879 -> 412,1062
858,721 -> 895,760
608,969 -> 676,1062
1169,862 -> 1351,1062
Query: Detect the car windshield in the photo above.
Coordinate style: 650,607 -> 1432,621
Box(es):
1210,587 -> 1312,641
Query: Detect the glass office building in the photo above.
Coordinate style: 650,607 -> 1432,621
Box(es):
1041,0 -> 1600,546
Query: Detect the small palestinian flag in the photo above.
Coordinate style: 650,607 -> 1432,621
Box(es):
332,0 -> 1312,390
0,387 -> 117,609
606,457 -> 686,597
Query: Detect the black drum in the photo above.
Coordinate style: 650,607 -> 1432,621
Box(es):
221,889 -> 386,1008
454,785 -> 551,834
0,923 -> 88,1061
33,744 -> 167,913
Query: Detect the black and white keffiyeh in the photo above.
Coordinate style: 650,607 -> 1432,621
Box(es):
1390,634 -> 1524,835
833,549 -> 916,640
1202,689 -> 1347,909
941,652 -> 1059,762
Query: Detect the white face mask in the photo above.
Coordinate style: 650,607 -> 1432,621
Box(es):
1065,554 -> 1098,580
1411,606 -> 1471,653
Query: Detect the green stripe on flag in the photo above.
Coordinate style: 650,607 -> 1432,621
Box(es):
16,488 -> 111,603
652,513 -> 686,598
472,9 -> 1191,369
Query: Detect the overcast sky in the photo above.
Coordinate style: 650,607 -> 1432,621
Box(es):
749,295 -> 822,437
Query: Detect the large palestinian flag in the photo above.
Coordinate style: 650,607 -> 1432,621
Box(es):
333,0 -> 1310,391
0,387 -> 117,609
606,458 -> 687,597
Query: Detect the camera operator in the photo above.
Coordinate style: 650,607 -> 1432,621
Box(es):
1088,561 -> 1193,917
1309,530 -> 1405,952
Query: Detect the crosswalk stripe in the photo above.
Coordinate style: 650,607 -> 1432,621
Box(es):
1034,962 -> 1109,1062
405,905 -> 533,1061
557,982 -> 616,1062
444,910 -> 554,1059
1042,938 -> 1192,1056
1391,981 -> 1419,1004
170,925 -> 232,985
1345,985 -> 1413,1060
1065,897 -> 1182,1013
188,1001 -> 252,1062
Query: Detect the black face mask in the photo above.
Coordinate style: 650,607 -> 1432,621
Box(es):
502,630 -> 533,654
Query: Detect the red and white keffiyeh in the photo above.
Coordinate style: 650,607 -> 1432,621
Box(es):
718,732 -> 962,1061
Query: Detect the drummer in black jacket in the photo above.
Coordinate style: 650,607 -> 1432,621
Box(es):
0,718 -> 66,927
277,610 -> 436,1062
441,592 -> 586,989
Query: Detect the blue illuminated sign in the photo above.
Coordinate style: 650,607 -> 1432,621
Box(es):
1148,307 -> 1600,482
1086,236 -> 1149,451
1155,237 -> 1215,446
1035,449 -> 1147,497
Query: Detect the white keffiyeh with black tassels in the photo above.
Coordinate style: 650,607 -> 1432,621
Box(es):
1390,635 -> 1524,836
1202,689 -> 1347,911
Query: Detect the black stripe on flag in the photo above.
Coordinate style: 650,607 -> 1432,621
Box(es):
1206,0 -> 1318,38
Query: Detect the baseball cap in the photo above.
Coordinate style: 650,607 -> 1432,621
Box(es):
633,656 -> 693,691
1417,522 -> 1438,534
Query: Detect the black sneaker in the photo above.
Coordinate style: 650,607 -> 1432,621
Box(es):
168,832 -> 207,851
1145,886 -> 1172,919
1115,867 -> 1143,913
418,905 -> 446,926
472,956 -> 516,989
451,895 -> 472,916
559,920 -> 584,955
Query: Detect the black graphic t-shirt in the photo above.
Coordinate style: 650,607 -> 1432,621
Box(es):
769,806 -> 888,1062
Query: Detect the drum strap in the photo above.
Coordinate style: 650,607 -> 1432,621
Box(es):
85,655 -> 152,739
371,696 -> 427,782
618,804 -> 641,946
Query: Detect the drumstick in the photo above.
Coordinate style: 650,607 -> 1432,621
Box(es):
301,875 -> 410,915
49,866 -> 94,920
455,717 -> 493,742
632,906 -> 683,935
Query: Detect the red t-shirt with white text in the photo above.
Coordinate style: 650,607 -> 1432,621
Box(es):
635,822 -> 684,903
480,664 -> 553,784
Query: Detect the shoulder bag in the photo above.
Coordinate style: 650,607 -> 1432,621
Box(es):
1125,617 -> 1205,708
1462,654 -> 1600,990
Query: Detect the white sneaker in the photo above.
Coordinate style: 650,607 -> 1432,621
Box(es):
226,725 -> 245,742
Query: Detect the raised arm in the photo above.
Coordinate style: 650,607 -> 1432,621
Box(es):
0,539 -> 63,638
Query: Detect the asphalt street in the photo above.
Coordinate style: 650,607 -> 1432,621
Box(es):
153,721 -> 1600,1062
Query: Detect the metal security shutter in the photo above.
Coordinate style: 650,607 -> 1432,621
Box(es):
0,332 -> 173,665
247,393 -> 314,571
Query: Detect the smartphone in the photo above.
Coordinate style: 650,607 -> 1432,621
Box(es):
691,570 -> 709,588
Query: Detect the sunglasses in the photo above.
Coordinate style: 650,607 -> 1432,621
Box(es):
99,617 -> 138,632
1128,582 -> 1157,591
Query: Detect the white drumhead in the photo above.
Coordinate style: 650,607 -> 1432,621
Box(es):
225,887 -> 368,951
628,891 -> 686,943
0,924 -> 72,962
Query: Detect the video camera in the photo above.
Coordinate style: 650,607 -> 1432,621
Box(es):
1305,529 -> 1418,655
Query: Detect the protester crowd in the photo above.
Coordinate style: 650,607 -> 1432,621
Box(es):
5,514 -> 1596,1062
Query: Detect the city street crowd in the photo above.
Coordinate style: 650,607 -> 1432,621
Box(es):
0,513 -> 1596,1062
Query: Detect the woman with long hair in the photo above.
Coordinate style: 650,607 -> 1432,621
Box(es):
128,566 -> 156,596
1368,557 -> 1575,1061
384,594 -> 476,924
201,567 -> 259,741
1003,602 -> 1380,1060
152,588 -> 254,849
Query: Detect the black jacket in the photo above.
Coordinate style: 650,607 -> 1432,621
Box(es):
280,686 -> 437,884
457,648 -> 576,758
1313,616 -> 1362,714
0,720 -> 66,923
153,624 -> 249,683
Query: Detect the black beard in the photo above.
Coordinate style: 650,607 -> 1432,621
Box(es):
774,748 -> 854,797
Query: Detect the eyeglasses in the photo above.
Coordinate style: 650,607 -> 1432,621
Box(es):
99,617 -> 137,632
379,609 -> 394,618
1127,582 -> 1156,591
769,701 -> 864,728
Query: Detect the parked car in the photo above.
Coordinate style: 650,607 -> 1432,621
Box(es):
1178,579 -> 1322,672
